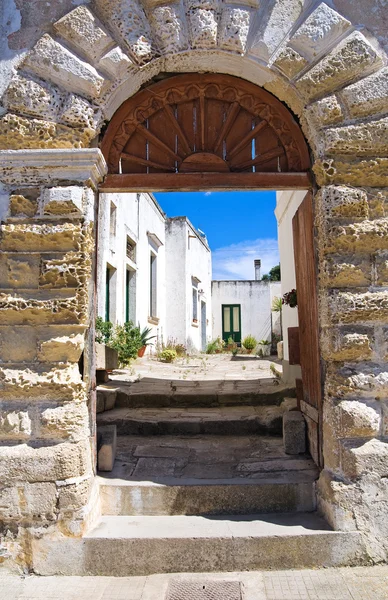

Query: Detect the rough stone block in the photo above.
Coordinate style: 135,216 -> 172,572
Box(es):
38,333 -> 84,363
306,96 -> 344,128
53,6 -> 114,62
10,194 -> 38,218
0,363 -> 84,401
58,477 -> 93,512
23,35 -> 104,99
0,223 -> 83,253
3,75 -> 60,121
320,256 -> 371,288
0,254 -> 40,290
316,186 -> 369,219
341,67 -> 388,119
0,409 -> 32,440
98,425 -> 117,472
94,0 -> 154,64
277,341 -> 284,360
321,327 -> 373,362
0,326 -> 37,362
219,6 -> 251,53
338,400 -> 381,438
0,113 -> 93,151
374,251 -> 388,286
314,157 -> 388,188
325,218 -> 388,254
326,289 -> 388,325
98,47 -> 133,77
96,343 -> 118,371
272,46 -> 308,79
341,438 -> 388,479
289,3 -> 350,61
97,387 -> 118,412
283,410 -> 306,455
296,32 -> 382,102
325,117 -> 388,156
0,440 -> 92,484
188,8 -> 218,48
42,186 -> 84,216
149,4 -> 188,55
59,95 -> 96,130
249,0 -> 304,60
326,362 -> 388,399
40,402 -> 89,442
0,482 -> 57,521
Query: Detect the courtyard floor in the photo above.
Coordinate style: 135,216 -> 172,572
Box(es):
110,353 -> 282,383
1,566 -> 388,600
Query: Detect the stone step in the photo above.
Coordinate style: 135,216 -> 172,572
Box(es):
96,404 -> 293,436
109,378 -> 296,408
33,514 -> 364,575
98,474 -> 317,516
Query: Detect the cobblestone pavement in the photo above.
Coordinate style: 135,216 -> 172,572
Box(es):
1,566 -> 387,600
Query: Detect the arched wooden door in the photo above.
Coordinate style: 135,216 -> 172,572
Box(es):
100,73 -> 311,191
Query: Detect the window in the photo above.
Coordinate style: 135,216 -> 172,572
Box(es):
126,236 -> 136,262
192,278 -> 198,321
105,267 -> 111,322
192,287 -> 198,321
109,202 -> 117,238
150,253 -> 157,318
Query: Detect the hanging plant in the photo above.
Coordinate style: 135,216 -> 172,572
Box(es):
282,289 -> 297,308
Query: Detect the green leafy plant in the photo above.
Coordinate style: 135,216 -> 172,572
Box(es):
272,296 -> 283,312
232,348 -> 238,356
159,348 -> 177,363
110,321 -> 142,366
259,339 -> 270,345
242,335 -> 257,351
139,325 -> 157,347
206,337 -> 224,354
95,317 -> 113,345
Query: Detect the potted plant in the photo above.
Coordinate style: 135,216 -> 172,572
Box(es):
282,289 -> 297,308
242,334 -> 257,353
137,325 -> 157,357
95,317 -> 118,372
257,339 -> 271,357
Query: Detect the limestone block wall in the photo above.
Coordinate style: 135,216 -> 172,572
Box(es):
0,149 -> 106,571
0,0 -> 388,569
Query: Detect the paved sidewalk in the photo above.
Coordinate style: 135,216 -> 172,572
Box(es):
1,566 -> 387,600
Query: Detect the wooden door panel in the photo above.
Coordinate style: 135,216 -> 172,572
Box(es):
292,192 -> 323,467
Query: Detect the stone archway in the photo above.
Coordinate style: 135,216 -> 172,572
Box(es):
1,0 -> 388,570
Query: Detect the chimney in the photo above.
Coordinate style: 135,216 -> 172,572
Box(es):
254,259 -> 261,281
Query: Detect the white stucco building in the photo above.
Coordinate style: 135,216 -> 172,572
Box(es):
97,192 -> 167,344
97,195 -> 212,352
165,217 -> 212,352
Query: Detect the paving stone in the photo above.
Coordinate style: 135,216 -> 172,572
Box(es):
132,457 -> 188,478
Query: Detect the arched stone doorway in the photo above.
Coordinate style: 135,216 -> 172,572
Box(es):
0,0 -> 388,571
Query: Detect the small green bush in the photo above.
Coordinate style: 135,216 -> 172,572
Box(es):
110,321 -> 142,366
206,337 -> 224,354
95,317 -> 113,345
242,335 -> 257,351
159,348 -> 177,363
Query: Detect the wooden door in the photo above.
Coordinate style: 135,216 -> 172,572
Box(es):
292,192 -> 323,467
222,305 -> 241,345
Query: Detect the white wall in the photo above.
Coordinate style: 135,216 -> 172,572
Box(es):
165,217 -> 212,352
270,281 -> 282,336
212,280 -> 271,345
97,192 -> 166,349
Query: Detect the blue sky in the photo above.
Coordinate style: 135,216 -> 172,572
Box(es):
155,191 -> 279,280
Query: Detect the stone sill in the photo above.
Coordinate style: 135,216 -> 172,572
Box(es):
192,320 -> 199,328
148,316 -> 160,325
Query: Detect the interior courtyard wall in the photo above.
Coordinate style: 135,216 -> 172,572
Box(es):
0,0 -> 388,569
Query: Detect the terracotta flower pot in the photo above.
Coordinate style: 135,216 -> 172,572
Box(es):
137,345 -> 146,358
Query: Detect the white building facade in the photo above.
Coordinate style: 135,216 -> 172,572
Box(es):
97,192 -> 167,345
165,217 -> 212,352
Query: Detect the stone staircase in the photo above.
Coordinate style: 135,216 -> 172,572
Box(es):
42,377 -> 363,576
